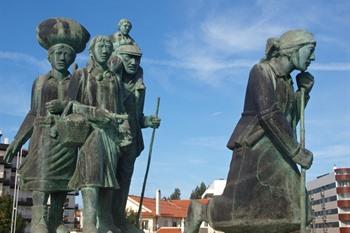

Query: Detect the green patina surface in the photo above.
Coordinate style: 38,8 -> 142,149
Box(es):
185,29 -> 316,233
5,18 -> 160,233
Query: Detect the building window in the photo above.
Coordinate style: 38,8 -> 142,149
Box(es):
172,222 -> 177,227
308,183 -> 336,195
142,220 -> 149,230
312,208 -> 338,217
314,222 -> 339,228
64,198 -> 69,208
310,195 -> 337,205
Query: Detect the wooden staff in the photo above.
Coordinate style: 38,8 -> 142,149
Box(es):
300,87 -> 306,233
137,97 -> 160,228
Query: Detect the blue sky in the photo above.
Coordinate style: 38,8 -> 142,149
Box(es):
0,0 -> 349,201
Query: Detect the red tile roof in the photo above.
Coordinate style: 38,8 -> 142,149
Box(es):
129,195 -> 209,218
156,227 -> 182,233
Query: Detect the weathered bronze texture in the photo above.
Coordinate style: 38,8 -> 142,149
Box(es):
4,17 -> 90,233
111,18 -> 137,50
185,29 -> 316,233
108,39 -> 161,233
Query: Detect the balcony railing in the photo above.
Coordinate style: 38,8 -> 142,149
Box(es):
339,213 -> 350,221
337,187 -> 350,194
340,227 -> 350,233
336,174 -> 350,181
338,200 -> 350,208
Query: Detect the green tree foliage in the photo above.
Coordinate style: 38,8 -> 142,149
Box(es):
169,188 -> 181,200
125,209 -> 138,227
0,195 -> 26,233
190,182 -> 207,199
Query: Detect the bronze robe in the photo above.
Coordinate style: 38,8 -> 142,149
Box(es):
208,62 -> 312,233
68,66 -> 125,189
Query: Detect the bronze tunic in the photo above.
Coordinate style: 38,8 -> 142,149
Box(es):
18,71 -> 77,191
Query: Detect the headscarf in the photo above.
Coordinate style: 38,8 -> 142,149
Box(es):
264,29 -> 316,60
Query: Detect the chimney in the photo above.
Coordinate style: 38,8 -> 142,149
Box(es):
156,189 -> 161,216
4,137 -> 9,144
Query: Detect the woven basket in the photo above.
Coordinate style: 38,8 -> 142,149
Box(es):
56,114 -> 91,147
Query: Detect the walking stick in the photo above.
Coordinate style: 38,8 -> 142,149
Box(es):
300,87 -> 306,233
137,97 -> 160,228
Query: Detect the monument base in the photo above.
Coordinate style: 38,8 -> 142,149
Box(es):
211,221 -> 301,233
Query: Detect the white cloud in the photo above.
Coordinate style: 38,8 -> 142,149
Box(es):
0,51 -> 50,72
159,4 -> 285,85
156,0 -> 350,86
143,57 -> 255,72
143,56 -> 255,86
201,19 -> 284,53
211,111 -> 223,117
0,51 -> 90,72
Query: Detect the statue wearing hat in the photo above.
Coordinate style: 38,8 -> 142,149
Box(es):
110,18 -> 137,50
185,29 -> 316,233
4,18 -> 90,233
68,35 -> 132,233
108,43 -> 161,233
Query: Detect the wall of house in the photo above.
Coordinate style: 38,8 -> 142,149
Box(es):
157,216 -> 182,228
140,217 -> 154,233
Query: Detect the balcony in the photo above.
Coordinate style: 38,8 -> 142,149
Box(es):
340,228 -> 350,233
338,200 -> 350,208
335,168 -> 350,174
336,174 -> 350,181
337,187 -> 350,194
339,213 -> 350,221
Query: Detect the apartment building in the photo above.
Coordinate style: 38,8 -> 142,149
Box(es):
307,167 -> 350,233
0,142 -> 78,231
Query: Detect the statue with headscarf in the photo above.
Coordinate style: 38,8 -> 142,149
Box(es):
67,35 -> 132,233
185,29 -> 316,233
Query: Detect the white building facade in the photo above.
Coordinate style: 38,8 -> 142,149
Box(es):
307,168 -> 350,233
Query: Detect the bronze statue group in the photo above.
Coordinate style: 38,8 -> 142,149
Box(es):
4,18 -> 160,233
5,17 -> 317,233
